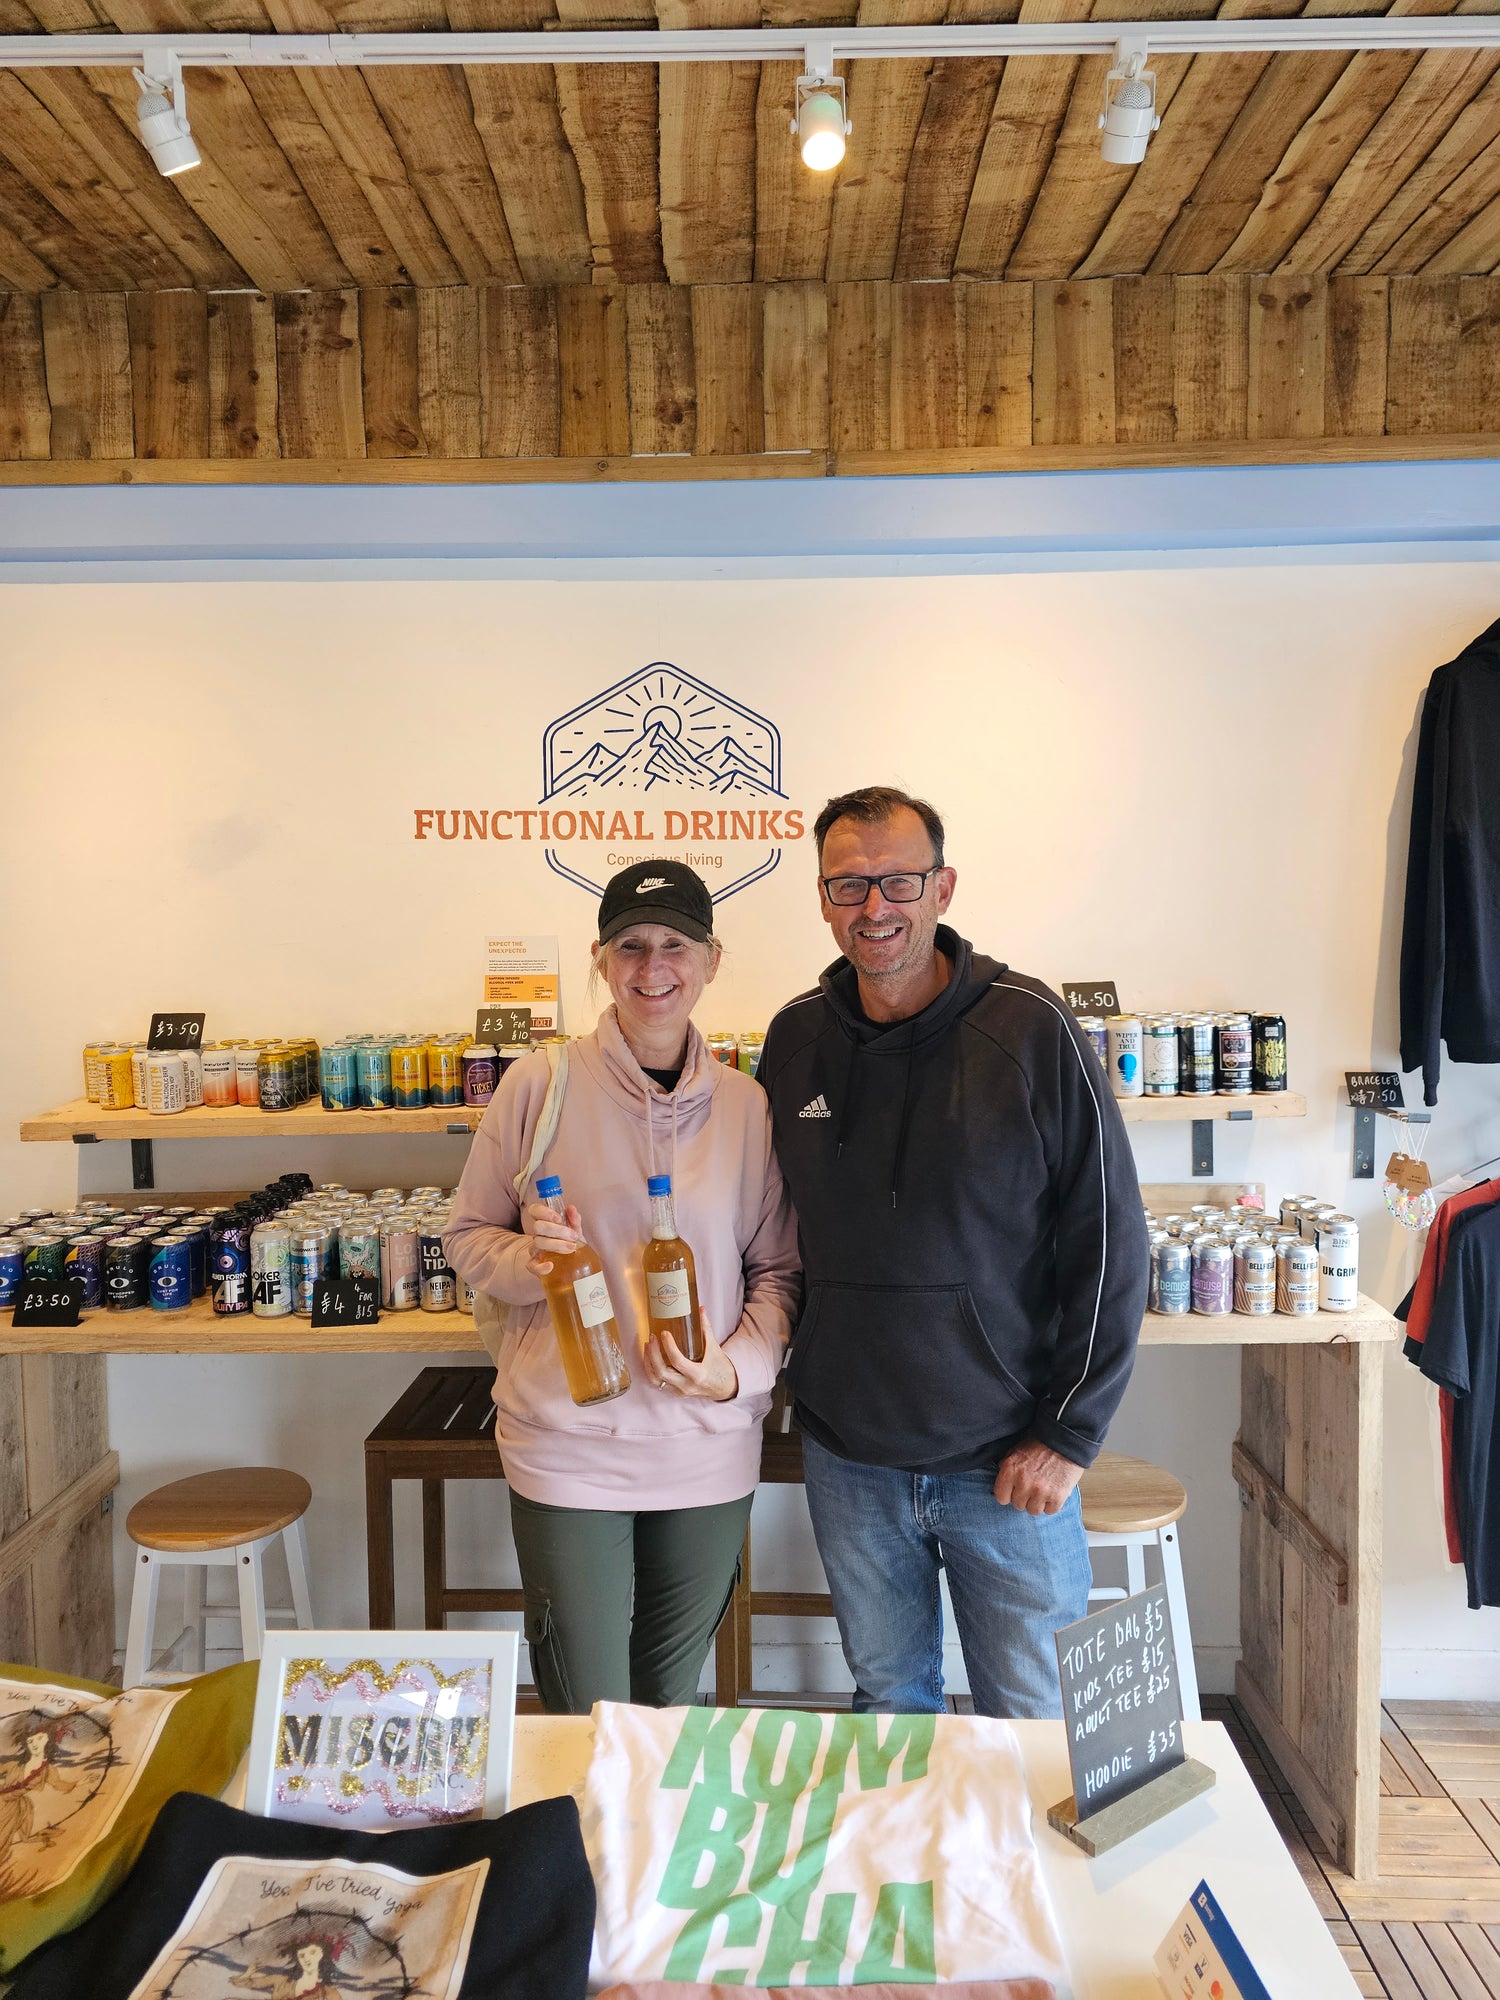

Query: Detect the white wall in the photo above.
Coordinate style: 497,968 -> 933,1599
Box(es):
3,564 -> 1499,1696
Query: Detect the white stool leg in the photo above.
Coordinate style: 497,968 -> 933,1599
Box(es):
183,1562 -> 205,1675
1125,1536 -> 1148,1597
236,1540 -> 268,1663
123,1548 -> 162,1688
1159,1523 -> 1201,1722
283,1517 -> 314,1629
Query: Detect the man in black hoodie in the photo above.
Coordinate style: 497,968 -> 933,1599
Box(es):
760,786 -> 1148,1717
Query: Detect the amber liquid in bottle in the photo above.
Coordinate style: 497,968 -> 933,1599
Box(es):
642,1174 -> 705,1363
534,1174 -> 630,1406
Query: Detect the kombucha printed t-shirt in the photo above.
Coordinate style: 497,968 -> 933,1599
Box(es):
580,1703 -> 1065,1994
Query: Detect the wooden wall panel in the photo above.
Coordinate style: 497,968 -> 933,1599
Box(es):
0,293 -> 50,459
207,292 -> 278,459
479,284 -> 560,457
8,274 -> 1500,478
127,291 -> 209,459
274,289 -> 364,458
39,293 -> 132,458
554,63 -> 666,286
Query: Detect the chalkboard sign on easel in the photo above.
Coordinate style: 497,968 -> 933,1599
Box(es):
1048,1584 -> 1215,1856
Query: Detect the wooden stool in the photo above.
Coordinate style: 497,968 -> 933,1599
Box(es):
715,1380 -> 835,1706
124,1467 -> 313,1688
1080,1451 -> 1201,1722
364,1367 -> 522,1631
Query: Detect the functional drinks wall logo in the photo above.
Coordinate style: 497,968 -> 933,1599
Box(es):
414,663 -> 806,902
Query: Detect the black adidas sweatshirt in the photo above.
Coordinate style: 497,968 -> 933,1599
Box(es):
759,928 -> 1148,1474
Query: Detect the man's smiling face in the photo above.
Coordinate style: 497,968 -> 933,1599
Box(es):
818,805 -> 954,984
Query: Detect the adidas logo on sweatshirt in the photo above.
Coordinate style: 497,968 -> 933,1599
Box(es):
799,1094 -> 832,1119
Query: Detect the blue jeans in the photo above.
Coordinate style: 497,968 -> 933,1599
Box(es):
801,1434 -> 1092,1719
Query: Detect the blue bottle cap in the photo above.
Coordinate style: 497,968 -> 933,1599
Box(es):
647,1175 -> 672,1197
536,1174 -> 563,1199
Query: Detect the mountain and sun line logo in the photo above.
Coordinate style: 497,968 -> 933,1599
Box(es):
412,662 -> 807,903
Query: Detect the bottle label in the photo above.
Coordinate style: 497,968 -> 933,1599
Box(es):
647,1271 -> 692,1319
573,1273 -> 614,1328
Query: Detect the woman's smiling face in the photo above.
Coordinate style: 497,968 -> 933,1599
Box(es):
595,923 -> 719,1044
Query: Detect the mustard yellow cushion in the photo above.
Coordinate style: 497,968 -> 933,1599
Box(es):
0,1659 -> 258,1974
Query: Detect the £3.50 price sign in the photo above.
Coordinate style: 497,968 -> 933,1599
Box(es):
12,1275 -> 85,1329
147,1012 -> 206,1052
1054,1584 -> 1185,1820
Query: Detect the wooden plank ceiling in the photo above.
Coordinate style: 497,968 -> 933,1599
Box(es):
6,0 -> 1500,297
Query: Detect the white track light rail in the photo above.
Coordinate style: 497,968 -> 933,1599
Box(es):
7,17 -> 1500,68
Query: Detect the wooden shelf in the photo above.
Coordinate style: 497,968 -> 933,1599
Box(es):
0,1292 -> 1394,1355
1116,1093 -> 1306,1123
19,1098 -> 483,1142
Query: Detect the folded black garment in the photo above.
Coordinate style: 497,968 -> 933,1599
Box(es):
9,1789 -> 594,2000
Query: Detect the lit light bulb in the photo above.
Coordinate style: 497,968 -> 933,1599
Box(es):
799,89 -> 847,170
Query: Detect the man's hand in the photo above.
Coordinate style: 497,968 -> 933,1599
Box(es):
993,1439 -> 1084,1516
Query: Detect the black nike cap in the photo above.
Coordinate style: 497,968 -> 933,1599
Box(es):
597,859 -> 715,946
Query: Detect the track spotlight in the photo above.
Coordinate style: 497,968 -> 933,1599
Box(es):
1098,42 -> 1159,165
134,56 -> 200,176
791,49 -> 849,171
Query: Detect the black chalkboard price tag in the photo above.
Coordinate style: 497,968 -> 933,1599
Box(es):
309,1277 -> 380,1328
475,1005 -> 532,1049
1063,982 -> 1120,1018
1345,1070 -> 1405,1110
12,1275 -> 85,1329
147,1012 -> 206,1052
1047,1584 -> 1215,1856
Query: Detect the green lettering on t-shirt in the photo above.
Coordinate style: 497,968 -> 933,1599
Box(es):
854,1881 -> 936,1983
659,1782 -> 761,1981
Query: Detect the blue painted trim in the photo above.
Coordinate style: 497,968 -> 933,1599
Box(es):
3,461 -> 1500,579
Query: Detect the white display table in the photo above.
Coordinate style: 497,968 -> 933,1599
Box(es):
509,1713 -> 1358,1999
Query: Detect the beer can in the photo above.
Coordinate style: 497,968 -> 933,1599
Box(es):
258,1050 -> 298,1114
62,1234 -> 105,1310
0,1237 -> 25,1306
201,1043 -> 239,1108
737,1032 -> 766,1078
1278,1238 -> 1319,1316
358,1042 -> 394,1111
1154,1239 -> 1192,1315
1142,1017 -> 1180,1096
460,1279 -> 477,1315
1106,1016 -> 1144,1098
1073,1016 -> 1106,1066
462,1044 -> 499,1106
209,1220 -> 251,1315
427,1043 -> 464,1109
1178,1016 -> 1216,1096
1192,1237 -> 1234,1315
1318,1217 -> 1359,1313
390,1044 -> 429,1111
288,1227 -> 327,1316
1252,1013 -> 1288,1093
1304,1201 -> 1338,1245
148,1238 -> 193,1312
178,1046 -> 204,1109
22,1234 -> 68,1280
380,1221 -> 421,1310
1234,1237 -> 1277,1315
235,1043 -> 263,1108
339,1220 -> 382,1285
174,1222 -> 209,1297
145,1052 -> 186,1116
82,1041 -> 110,1103
419,1229 -> 456,1312
1214,1013 -> 1253,1095
1279,1194 -> 1304,1231
319,1045 -> 361,1113
105,1237 -> 148,1311
250,1223 -> 292,1317
97,1047 -> 136,1109
706,1034 -> 738,1066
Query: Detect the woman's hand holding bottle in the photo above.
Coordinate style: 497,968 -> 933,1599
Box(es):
644,1307 -> 738,1403
524,1199 -> 585,1278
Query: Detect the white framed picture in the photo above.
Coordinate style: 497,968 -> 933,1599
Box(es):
245,1630 -> 519,1831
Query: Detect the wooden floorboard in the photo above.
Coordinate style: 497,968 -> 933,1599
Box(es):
1232,1697 -> 1500,1998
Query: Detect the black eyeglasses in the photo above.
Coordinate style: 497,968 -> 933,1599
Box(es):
820,868 -> 941,907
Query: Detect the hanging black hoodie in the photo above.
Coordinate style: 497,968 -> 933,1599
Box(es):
759,927 -> 1148,1474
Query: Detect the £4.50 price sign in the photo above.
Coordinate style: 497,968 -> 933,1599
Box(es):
1054,1584 -> 1185,1819
1063,981 -> 1120,1018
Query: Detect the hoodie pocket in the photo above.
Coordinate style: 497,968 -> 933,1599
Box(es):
786,1282 -> 1036,1465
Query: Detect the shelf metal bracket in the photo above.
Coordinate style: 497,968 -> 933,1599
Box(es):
1352,1108 -> 1376,1180
1192,1118 -> 1213,1177
131,1139 -> 155,1190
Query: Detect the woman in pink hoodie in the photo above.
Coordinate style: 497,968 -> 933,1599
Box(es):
444,860 -> 800,1714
